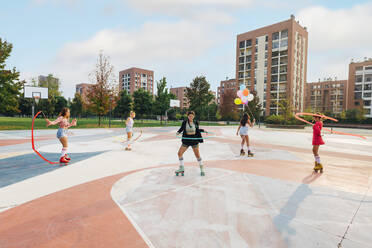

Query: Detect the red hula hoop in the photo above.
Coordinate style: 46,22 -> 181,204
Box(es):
295,112 -> 367,140
32,111 -> 60,164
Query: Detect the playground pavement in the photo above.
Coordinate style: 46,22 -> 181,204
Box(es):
0,126 -> 371,248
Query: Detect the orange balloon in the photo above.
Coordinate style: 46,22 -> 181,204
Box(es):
243,88 -> 249,96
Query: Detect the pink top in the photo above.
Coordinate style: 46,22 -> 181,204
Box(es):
312,121 -> 325,145
48,117 -> 76,129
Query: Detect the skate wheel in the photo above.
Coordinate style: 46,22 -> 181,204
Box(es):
320,169 -> 323,173
175,172 -> 178,176
181,173 -> 184,176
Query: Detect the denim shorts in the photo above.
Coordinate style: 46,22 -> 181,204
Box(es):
126,127 -> 133,133
57,128 -> 68,139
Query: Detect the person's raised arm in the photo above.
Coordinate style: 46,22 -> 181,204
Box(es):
46,116 -> 62,127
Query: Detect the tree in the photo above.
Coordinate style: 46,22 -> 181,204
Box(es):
133,88 -> 153,119
87,52 -> 116,126
38,74 -> 61,97
185,76 -> 214,120
114,90 -> 132,121
71,93 -> 84,117
247,95 -> 262,120
54,96 -> 68,115
277,99 -> 292,122
219,89 -> 239,121
0,38 -> 24,116
153,77 -> 175,124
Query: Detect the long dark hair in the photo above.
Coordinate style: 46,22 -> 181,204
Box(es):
59,107 -> 70,118
240,113 -> 249,126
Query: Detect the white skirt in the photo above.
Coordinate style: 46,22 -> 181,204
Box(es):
239,126 -> 249,136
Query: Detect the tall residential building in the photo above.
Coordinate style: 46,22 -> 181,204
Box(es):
38,75 -> 59,91
305,79 -> 347,114
170,86 -> 189,109
76,83 -> 93,103
119,67 -> 154,95
347,59 -> 372,118
217,78 -> 238,105
236,15 -> 308,116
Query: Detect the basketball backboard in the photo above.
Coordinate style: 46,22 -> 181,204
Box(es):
24,86 -> 48,99
170,99 -> 180,107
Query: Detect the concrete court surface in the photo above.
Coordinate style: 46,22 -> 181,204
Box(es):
0,126 -> 371,248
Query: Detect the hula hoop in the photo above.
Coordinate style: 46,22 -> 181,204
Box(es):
176,131 -> 215,140
31,111 -> 59,164
295,112 -> 367,140
116,129 -> 143,143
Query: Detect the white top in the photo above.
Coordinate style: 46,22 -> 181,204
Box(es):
127,117 -> 134,128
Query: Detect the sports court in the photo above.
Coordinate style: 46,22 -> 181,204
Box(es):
0,126 -> 371,247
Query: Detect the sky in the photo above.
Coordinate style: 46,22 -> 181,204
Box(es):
1,0 -> 372,99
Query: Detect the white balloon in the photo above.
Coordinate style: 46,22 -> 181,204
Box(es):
247,94 -> 254,101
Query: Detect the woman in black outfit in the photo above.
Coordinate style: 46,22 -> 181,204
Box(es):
175,111 -> 207,176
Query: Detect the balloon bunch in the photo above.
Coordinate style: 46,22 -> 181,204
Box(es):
234,85 -> 254,105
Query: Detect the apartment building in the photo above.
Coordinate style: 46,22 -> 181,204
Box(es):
119,67 -> 154,95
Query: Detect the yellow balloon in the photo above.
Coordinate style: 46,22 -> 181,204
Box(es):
234,98 -> 242,105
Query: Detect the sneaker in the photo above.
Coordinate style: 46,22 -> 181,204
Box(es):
60,156 -> 69,163
65,154 -> 71,161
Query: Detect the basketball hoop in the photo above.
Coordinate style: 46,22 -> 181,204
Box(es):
34,95 -> 40,104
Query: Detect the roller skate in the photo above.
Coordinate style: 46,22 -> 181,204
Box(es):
124,147 -> 132,151
313,162 -> 323,173
200,166 -> 205,176
59,156 -> 69,164
175,166 -> 185,176
240,149 -> 245,156
65,154 -> 71,161
247,150 -> 254,157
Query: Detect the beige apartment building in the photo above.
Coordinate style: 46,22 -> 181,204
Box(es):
119,67 -> 154,95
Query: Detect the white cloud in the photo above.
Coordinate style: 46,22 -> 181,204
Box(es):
298,3 -> 372,52
297,3 -> 372,81
48,20 -> 226,97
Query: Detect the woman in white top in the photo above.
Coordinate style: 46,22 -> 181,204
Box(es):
236,113 -> 255,157
125,111 -> 135,151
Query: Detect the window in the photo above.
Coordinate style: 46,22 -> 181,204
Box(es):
272,58 -> 278,66
280,50 -> 288,56
271,75 -> 278,82
255,47 -> 258,53
355,101 -> 360,106
246,39 -> 252,47
246,63 -> 251,70
239,41 -> 245,48
265,61 -> 268,67
280,39 -> 288,47
239,72 -> 244,79
355,66 -> 363,71
279,74 -> 287,82
364,84 -> 372,91
365,74 -> 372,82
355,92 -> 362,99
246,71 -> 251,77
364,100 -> 371,106
355,75 -> 363,83
265,52 -> 268,59
255,38 -> 258,44
265,44 -> 268,50
255,54 -> 257,60
273,32 -> 279,40
239,65 -> 244,71
239,57 -> 244,63
272,41 -> 279,49
366,66 -> 372,70
281,29 -> 288,38
272,51 -> 279,57
246,55 -> 252,62
364,92 -> 371,98
355,85 -> 362,91
280,65 -> 287,73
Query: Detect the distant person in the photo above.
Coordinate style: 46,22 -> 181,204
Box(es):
236,113 -> 255,157
125,111 -> 136,151
312,113 -> 325,173
175,111 -> 207,176
45,107 -> 77,164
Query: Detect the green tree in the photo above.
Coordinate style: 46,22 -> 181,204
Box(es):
0,38 -> 24,116
133,88 -> 153,119
71,93 -> 84,117
18,95 -> 33,116
87,52 -> 116,126
54,96 -> 68,115
114,90 -> 132,121
219,89 -> 239,121
247,95 -> 263,120
185,76 -> 214,120
153,77 -> 175,124
277,99 -> 292,122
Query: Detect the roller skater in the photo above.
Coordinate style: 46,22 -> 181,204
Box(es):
236,113 -> 255,157
45,107 -> 77,163
176,111 -> 207,176
125,111 -> 135,151
312,113 -> 324,173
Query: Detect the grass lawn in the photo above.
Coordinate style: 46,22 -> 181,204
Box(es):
0,117 -> 233,130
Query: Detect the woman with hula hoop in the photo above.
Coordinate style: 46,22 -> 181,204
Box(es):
312,113 -> 325,173
175,111 -> 207,176
45,107 -> 77,163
